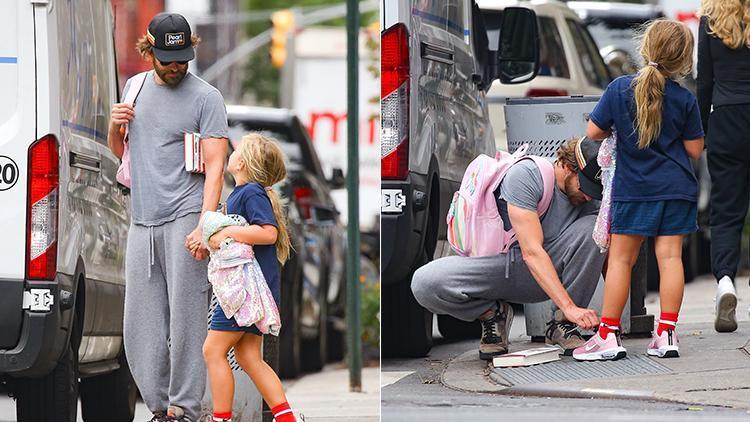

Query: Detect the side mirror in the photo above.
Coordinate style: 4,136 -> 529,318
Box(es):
328,167 -> 346,190
492,7 -> 539,85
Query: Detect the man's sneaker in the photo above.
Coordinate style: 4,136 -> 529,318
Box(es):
715,276 -> 738,333
148,412 -> 170,422
573,331 -> 626,361
167,405 -> 193,422
545,310 -> 585,356
647,328 -> 679,358
479,301 -> 513,361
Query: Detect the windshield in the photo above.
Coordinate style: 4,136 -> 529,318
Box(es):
586,22 -> 640,58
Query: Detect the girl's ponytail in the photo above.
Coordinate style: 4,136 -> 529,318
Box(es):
633,63 -> 666,149
266,187 -> 291,264
631,20 -> 694,149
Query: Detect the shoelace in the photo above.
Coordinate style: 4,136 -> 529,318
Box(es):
546,319 -> 581,340
482,308 -> 505,341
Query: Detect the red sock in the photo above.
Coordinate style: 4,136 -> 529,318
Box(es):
598,317 -> 620,340
213,411 -> 232,421
271,402 -> 296,422
657,312 -> 678,335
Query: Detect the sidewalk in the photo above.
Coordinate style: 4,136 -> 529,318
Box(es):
284,364 -> 380,421
442,275 -> 750,409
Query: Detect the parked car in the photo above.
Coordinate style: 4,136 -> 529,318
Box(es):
0,1 -> 137,421
224,106 -> 348,377
567,2 -> 665,78
381,0 -> 541,357
478,0 -> 612,150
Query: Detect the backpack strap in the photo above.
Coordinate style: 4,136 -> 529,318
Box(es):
527,156 -> 555,217
122,71 -> 149,141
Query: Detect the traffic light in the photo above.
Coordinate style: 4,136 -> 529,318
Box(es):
270,9 -> 295,69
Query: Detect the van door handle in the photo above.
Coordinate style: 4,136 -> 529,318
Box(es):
421,42 -> 454,65
69,151 -> 101,172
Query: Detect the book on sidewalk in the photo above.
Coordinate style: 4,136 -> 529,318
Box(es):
492,346 -> 561,368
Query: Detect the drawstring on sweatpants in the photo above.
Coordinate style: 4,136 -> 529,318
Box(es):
148,226 -> 155,279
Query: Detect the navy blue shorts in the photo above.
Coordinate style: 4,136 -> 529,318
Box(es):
209,303 -> 262,336
611,200 -> 698,236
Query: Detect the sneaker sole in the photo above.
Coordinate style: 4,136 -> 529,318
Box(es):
479,350 -> 508,361
647,347 -> 679,358
573,347 -> 627,362
715,292 -> 738,333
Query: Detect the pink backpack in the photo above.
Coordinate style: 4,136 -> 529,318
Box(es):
116,71 -> 148,188
446,144 -> 555,257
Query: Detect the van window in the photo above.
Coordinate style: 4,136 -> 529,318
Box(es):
538,17 -> 569,78
566,19 -> 611,89
414,1 -> 465,39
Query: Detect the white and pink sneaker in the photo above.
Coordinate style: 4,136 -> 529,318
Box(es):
573,331 -> 627,361
647,328 -> 679,358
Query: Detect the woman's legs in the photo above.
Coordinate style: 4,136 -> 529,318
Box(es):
203,330 -> 245,414
655,235 -> 684,315
601,234 -> 644,321
233,334 -> 288,408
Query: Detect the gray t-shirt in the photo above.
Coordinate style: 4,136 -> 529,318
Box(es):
123,71 -> 228,226
496,159 -> 599,245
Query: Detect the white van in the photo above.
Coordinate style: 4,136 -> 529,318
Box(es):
0,1 -> 135,421
381,0 -> 540,357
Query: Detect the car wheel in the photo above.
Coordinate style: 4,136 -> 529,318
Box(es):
382,277 -> 433,358
15,321 -> 79,422
79,352 -> 137,422
437,315 -> 482,340
300,272 -> 328,373
279,256 -> 302,379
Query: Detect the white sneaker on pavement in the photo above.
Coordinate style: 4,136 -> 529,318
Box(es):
715,276 -> 738,333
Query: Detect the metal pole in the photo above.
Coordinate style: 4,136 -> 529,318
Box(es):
346,0 -> 362,392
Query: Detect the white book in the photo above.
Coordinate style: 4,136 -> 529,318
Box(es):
492,346 -> 561,368
184,132 -> 205,173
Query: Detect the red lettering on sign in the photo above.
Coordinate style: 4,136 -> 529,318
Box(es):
307,111 -> 379,146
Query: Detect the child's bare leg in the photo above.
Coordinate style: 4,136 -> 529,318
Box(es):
601,234 -> 644,319
203,330 -> 245,414
655,235 -> 685,314
234,334 -> 288,408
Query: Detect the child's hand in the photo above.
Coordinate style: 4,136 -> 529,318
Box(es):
208,228 -> 231,250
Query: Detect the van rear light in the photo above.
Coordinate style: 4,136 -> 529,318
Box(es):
294,186 -> 313,220
381,23 -> 409,180
26,135 -> 59,281
526,88 -> 569,97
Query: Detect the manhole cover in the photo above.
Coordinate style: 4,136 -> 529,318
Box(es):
490,355 -> 671,386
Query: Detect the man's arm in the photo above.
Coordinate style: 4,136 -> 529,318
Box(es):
107,103 -> 135,159
508,204 -> 599,330
200,137 -> 227,214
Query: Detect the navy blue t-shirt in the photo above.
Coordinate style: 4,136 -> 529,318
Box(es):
226,182 -> 280,305
589,75 -> 704,202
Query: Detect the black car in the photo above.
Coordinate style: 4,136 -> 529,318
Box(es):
224,105 -> 348,378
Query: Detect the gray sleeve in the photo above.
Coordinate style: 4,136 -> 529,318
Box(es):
199,89 -> 229,139
498,160 -> 544,211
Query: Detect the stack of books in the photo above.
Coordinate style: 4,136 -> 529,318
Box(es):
184,132 -> 205,173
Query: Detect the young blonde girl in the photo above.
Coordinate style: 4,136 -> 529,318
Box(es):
197,133 -> 297,421
573,20 -> 705,361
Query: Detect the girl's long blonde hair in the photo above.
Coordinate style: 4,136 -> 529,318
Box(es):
236,133 -> 291,264
632,20 -> 694,149
700,0 -> 750,49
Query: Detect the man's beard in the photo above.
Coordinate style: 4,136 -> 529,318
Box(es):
564,173 -> 589,207
154,65 -> 187,86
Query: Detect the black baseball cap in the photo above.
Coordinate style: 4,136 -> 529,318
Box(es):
574,137 -> 603,200
147,13 -> 195,63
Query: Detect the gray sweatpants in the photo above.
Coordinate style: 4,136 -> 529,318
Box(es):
124,212 -> 210,420
412,215 -> 605,322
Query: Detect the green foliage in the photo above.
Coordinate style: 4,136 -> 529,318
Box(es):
241,0 -> 377,105
361,280 -> 380,350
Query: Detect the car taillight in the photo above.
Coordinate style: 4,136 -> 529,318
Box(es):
26,135 -> 59,281
381,23 -> 409,180
294,186 -> 313,220
526,88 -> 569,97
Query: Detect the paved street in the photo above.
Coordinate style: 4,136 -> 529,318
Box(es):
0,363 -> 380,421
382,275 -> 750,421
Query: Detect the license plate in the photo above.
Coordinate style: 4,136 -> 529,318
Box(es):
382,189 -> 406,213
